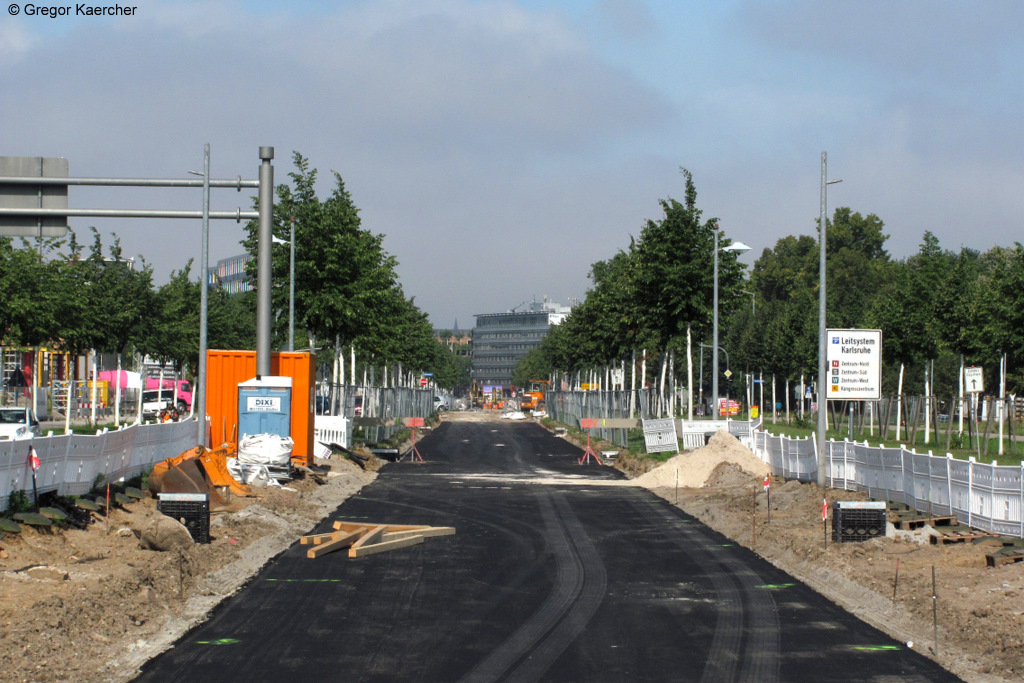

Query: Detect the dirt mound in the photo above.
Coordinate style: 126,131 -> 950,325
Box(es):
634,429 -> 768,489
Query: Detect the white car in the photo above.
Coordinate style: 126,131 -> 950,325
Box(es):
0,407 -> 40,441
141,390 -> 174,420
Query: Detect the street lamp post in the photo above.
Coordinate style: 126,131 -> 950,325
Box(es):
817,152 -> 842,487
711,224 -> 750,419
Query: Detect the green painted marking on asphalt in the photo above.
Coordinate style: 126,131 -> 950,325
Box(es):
849,645 -> 901,652
757,583 -> 796,590
265,578 -> 340,583
196,638 -> 240,645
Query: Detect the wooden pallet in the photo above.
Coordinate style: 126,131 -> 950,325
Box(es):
300,521 -> 455,559
931,528 -> 994,545
889,514 -> 958,531
986,549 -> 1024,568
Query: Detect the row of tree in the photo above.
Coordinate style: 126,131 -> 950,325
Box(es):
517,169 -> 1024,404
0,153 -> 469,391
0,230 -> 253,377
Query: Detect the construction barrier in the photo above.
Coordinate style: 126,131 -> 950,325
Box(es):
0,419 -> 197,510
753,430 -> 1024,539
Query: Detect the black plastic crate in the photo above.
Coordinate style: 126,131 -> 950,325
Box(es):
157,492 -> 210,544
832,501 -> 886,543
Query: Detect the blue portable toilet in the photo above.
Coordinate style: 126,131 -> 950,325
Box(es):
237,376 -> 292,439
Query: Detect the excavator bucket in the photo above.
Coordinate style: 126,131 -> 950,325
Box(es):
199,445 -> 251,499
148,445 -> 249,508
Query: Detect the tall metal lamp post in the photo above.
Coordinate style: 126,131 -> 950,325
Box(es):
817,152 -> 842,487
712,223 -> 750,418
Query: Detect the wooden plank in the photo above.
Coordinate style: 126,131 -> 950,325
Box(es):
333,521 -> 454,533
307,528 -> 366,559
410,526 -> 456,538
300,532 -> 336,545
382,530 -> 428,542
353,417 -> 397,427
381,527 -> 454,542
348,525 -> 388,554
350,534 -> 424,558
580,418 -> 639,429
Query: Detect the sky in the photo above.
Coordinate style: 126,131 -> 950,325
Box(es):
2,0 -> 1022,330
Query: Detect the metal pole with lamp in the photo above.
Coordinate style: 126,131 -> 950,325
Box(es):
711,223 -> 750,419
817,152 -> 842,488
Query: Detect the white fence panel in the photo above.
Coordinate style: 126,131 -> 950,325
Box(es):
314,416 -> 350,449
0,419 -> 197,510
753,429 -> 1024,540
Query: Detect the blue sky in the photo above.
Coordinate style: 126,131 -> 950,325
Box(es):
2,0 -> 1022,330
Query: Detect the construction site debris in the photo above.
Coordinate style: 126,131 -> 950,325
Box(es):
300,521 -> 455,559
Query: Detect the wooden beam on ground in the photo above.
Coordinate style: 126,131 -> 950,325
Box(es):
306,528 -> 366,559
300,531 -> 336,545
383,526 -> 455,539
353,417 -> 398,427
350,534 -> 424,558
333,521 -> 456,535
348,524 -> 388,555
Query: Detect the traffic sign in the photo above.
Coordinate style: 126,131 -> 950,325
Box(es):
0,157 -> 69,237
420,378 -> 428,387
826,329 -> 882,400
724,369 -> 732,379
964,366 -> 984,393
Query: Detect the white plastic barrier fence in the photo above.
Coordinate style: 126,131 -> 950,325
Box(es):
314,415 -> 350,450
753,430 -> 1024,539
0,419 -> 197,510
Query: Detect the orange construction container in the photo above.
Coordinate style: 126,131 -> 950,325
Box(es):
205,350 -> 316,467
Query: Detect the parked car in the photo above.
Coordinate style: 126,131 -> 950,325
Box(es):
434,395 -> 450,411
315,395 -> 330,415
0,407 -> 40,441
141,390 -> 174,420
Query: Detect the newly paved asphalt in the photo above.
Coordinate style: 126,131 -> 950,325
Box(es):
136,419 -> 961,682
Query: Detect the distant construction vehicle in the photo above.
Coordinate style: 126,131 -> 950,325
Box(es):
518,380 -> 550,412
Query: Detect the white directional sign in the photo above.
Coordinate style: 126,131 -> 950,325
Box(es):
964,366 -> 984,394
827,329 -> 882,400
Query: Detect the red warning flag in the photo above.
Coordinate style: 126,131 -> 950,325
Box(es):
763,475 -> 770,491
28,446 -> 40,471
822,497 -> 828,521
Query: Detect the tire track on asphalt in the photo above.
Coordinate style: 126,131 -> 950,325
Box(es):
630,495 -> 780,683
458,488 -> 608,683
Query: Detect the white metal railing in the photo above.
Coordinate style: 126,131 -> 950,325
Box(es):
753,430 -> 1024,539
0,419 -> 197,510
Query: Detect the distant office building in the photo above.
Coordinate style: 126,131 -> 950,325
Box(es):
210,254 -> 253,293
471,299 -> 573,389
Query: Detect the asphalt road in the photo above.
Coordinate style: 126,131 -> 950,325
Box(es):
136,420 -> 961,682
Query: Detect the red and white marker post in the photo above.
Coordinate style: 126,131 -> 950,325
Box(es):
28,446 -> 40,511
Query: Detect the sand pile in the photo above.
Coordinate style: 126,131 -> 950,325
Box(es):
634,429 -> 769,489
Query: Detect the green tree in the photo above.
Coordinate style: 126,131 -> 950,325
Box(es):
631,169 -> 742,352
